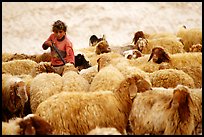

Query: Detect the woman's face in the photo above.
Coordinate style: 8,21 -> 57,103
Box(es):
54,29 -> 66,40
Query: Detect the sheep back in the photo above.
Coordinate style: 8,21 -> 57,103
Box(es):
30,73 -> 63,113
2,59 -> 38,75
89,65 -> 125,92
35,91 -> 128,135
150,69 -> 195,88
62,71 -> 90,92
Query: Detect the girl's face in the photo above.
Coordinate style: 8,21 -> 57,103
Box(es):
54,29 -> 66,40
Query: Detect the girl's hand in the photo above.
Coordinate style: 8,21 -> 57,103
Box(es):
44,41 -> 53,47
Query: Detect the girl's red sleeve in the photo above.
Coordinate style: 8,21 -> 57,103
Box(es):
65,42 -> 75,65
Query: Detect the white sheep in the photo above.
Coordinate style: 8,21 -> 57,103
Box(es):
2,59 -> 38,75
128,85 -> 202,135
2,114 -> 53,135
62,70 -> 90,92
29,73 -> 63,113
35,75 -> 138,135
150,69 -> 195,88
176,26 -> 202,52
2,74 -> 28,121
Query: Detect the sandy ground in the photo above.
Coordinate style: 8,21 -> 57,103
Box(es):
2,2 -> 202,55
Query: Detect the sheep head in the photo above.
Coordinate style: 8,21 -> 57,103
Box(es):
134,38 -> 148,52
172,85 -> 191,122
18,114 -> 53,135
148,47 -> 171,64
89,35 -> 100,47
95,35 -> 111,55
75,54 -> 91,71
8,81 -> 28,113
132,31 -> 145,45
116,76 -> 138,101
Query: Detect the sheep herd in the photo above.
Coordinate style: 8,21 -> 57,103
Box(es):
2,26 -> 202,135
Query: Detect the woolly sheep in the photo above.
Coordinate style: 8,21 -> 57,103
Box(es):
79,65 -> 99,84
176,26 -> 202,52
87,126 -> 122,135
29,73 -> 63,113
2,114 -> 53,135
129,52 -> 202,88
142,37 -> 185,54
97,55 -> 152,93
89,65 -> 125,92
188,88 -> 202,135
16,74 -> 34,115
35,75 -> 138,135
150,69 -> 195,88
2,74 -> 28,121
128,85 -> 202,135
62,70 -> 90,92
2,52 -> 51,63
2,59 -> 38,75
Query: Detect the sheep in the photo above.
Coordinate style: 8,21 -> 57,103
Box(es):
189,43 -> 202,52
129,52 -> 202,88
150,69 -> 195,88
62,70 -> 90,92
143,37 -> 185,54
189,88 -> 202,135
79,65 -> 99,84
89,65 -> 125,92
2,52 -> 52,63
128,85 -> 201,135
35,75 -> 138,135
87,126 -> 122,135
16,74 -> 34,116
134,37 -> 148,53
2,114 -> 53,135
74,53 -> 92,71
96,55 -> 152,93
95,35 -> 111,55
176,26 -> 202,52
30,62 -> 55,77
2,59 -> 38,75
148,46 -> 171,64
29,73 -> 63,113
122,49 -> 143,59
132,31 -> 146,45
2,74 -> 28,122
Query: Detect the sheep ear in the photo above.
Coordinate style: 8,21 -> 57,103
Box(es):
163,52 -> 171,62
102,34 -> 106,40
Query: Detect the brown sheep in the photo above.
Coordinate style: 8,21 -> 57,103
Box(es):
148,46 -> 171,64
95,35 -> 111,55
2,114 -> 53,135
132,31 -> 146,45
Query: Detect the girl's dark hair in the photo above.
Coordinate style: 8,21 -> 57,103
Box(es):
52,20 -> 67,32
